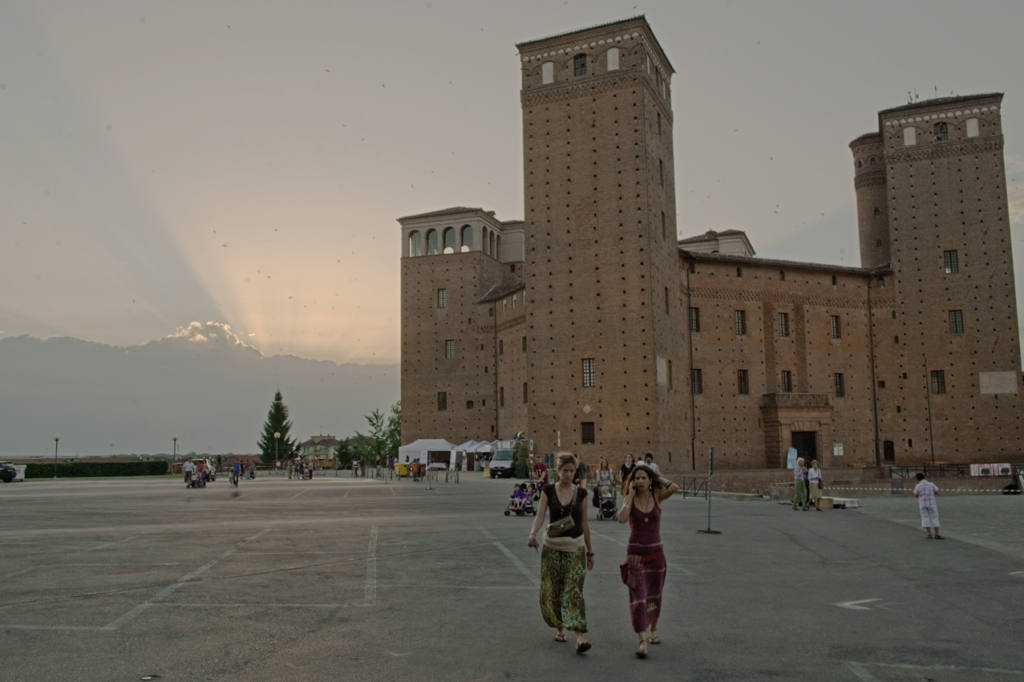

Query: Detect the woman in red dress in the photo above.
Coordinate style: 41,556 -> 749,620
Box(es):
617,464 -> 680,658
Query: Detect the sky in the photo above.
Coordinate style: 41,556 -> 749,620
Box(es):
2,0 -> 1024,365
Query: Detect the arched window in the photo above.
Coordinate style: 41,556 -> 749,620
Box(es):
541,61 -> 554,84
573,53 -> 587,77
426,229 -> 439,255
934,122 -> 948,142
966,118 -> 980,138
489,231 -> 495,257
408,230 -> 422,257
903,126 -> 917,146
496,235 -> 502,259
442,227 -> 456,254
460,225 -> 473,252
606,47 -> 620,71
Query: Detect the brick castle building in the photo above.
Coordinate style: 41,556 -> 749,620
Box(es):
398,16 -> 1023,473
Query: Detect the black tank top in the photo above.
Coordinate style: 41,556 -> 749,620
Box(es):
544,484 -> 585,539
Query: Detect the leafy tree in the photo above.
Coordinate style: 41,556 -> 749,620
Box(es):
514,441 -> 531,479
257,390 -> 297,464
334,437 -> 355,468
351,402 -> 402,467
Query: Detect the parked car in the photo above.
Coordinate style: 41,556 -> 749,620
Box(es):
489,450 -> 516,478
0,462 -> 17,483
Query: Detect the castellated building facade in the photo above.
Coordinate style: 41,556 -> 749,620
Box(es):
399,16 -> 1023,474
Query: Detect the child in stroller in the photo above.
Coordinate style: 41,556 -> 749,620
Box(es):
504,482 -> 537,516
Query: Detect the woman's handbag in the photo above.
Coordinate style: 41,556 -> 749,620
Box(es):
547,489 -> 577,537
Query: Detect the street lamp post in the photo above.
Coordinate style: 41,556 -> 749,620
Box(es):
53,435 -> 60,479
274,431 -> 281,475
173,435 -> 178,473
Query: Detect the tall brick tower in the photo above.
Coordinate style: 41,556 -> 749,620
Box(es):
516,17 -> 688,465
852,94 -> 1024,463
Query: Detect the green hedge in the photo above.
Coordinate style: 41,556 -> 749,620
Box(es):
25,460 -> 169,478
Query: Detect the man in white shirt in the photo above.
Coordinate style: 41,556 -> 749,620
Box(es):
643,452 -> 660,474
183,458 -> 195,486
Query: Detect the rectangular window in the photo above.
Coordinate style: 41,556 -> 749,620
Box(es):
781,370 -> 793,393
735,310 -> 746,336
778,312 -> 790,337
466,400 -> 473,409
688,307 -> 700,332
522,336 -> 527,351
659,158 -> 664,187
444,339 -> 455,359
573,54 -> 587,76
437,392 -> 447,411
944,249 -> 959,273
437,288 -> 447,308
499,339 -> 504,355
664,287 -> 670,315
691,368 -> 703,395
661,211 -> 666,239
582,358 -> 596,387
668,359 -> 673,389
831,315 -> 842,339
737,369 -> 749,395
834,373 -> 845,397
523,382 -> 528,403
930,370 -> 946,394
949,310 -> 964,334
499,386 -> 505,407
581,421 -> 595,444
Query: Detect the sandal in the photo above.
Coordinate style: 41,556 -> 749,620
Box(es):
554,632 -> 567,643
635,640 -> 648,658
648,634 -> 661,644
575,639 -> 591,654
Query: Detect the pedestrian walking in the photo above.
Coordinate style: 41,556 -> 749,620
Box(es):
807,459 -> 823,511
527,452 -> 594,655
620,454 -> 636,486
913,472 -> 943,539
617,464 -> 681,658
792,457 -> 809,510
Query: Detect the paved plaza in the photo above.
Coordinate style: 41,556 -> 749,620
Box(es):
1,473 -> 1023,681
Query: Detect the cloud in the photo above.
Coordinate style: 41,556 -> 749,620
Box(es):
163,321 -> 254,349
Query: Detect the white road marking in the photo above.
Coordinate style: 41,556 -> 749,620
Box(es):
86,535 -> 138,552
151,602 -> 341,609
835,598 -> 882,611
480,528 -> 538,588
846,662 -> 881,681
290,488 -> 310,500
1010,570 -> 1024,577
849,660 -> 1024,676
364,525 -> 378,607
0,624 -> 115,632
104,528 -> 269,630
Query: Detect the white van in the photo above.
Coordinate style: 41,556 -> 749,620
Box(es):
489,450 -> 516,478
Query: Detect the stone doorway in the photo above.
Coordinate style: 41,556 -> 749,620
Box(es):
791,431 -> 818,462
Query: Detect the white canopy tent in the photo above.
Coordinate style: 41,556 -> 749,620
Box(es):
398,438 -> 457,465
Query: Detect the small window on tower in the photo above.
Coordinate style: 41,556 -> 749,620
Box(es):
903,126 -> 917,146
966,118 -> 980,138
541,61 -> 555,84
934,122 -> 948,142
930,370 -> 946,394
606,48 -> 619,72
944,250 -> 959,273
573,54 -> 587,77
437,288 -> 447,308
948,310 -> 964,334
581,422 -> 595,444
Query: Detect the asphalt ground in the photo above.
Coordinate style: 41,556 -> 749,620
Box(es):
1,473 -> 1023,681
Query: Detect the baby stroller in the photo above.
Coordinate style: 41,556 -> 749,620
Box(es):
504,482 -> 537,516
595,485 -> 617,520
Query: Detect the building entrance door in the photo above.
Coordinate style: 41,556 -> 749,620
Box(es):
883,440 -> 895,464
791,432 -> 817,461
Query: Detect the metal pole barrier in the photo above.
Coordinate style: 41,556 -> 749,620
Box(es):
697,447 -> 721,535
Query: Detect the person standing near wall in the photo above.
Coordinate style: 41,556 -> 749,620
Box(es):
792,457 -> 808,511
913,472 -> 942,539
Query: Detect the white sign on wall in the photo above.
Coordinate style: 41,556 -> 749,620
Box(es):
979,371 -> 1018,395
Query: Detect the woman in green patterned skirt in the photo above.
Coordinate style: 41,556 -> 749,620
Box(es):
527,452 -> 594,654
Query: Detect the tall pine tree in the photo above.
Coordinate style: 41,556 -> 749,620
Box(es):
258,390 -> 297,464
